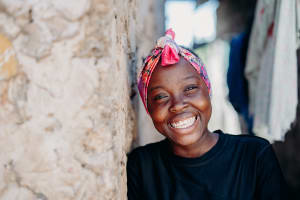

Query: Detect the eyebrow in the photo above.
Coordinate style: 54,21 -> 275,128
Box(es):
183,75 -> 200,80
149,86 -> 163,92
149,75 -> 200,92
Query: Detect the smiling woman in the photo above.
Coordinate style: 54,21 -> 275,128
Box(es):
147,58 -> 216,158
127,29 -> 288,200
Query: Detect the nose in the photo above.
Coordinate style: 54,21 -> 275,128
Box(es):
169,94 -> 188,113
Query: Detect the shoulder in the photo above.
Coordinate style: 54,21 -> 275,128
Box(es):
127,139 -> 167,165
227,133 -> 269,146
217,130 -> 271,155
217,130 -> 270,146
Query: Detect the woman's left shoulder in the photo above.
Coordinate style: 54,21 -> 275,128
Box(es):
217,130 -> 271,154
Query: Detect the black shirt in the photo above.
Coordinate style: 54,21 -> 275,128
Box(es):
127,130 -> 288,200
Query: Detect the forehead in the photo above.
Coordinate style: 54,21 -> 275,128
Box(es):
149,57 -> 200,86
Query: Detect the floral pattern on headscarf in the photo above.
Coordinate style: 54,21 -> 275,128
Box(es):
138,29 -> 211,113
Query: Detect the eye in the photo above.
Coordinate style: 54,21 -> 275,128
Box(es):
184,85 -> 198,92
153,94 -> 168,101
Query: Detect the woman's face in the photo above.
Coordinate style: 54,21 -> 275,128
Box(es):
147,58 -> 212,148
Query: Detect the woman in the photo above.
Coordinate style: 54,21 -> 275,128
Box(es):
127,29 -> 287,200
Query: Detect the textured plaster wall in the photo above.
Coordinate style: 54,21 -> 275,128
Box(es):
0,0 -> 161,199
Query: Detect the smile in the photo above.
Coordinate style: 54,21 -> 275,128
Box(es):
170,116 -> 197,129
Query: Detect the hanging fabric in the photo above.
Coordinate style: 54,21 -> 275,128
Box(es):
245,0 -> 298,141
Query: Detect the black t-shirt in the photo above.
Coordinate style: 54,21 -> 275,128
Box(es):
127,130 -> 288,200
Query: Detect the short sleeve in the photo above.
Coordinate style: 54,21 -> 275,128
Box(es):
127,150 -> 143,200
255,144 -> 288,200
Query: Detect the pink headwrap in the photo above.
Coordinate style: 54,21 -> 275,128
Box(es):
138,29 -> 211,113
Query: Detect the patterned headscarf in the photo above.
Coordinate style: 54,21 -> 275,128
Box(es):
138,29 -> 211,113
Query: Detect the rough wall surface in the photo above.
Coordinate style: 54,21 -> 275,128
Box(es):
0,0 -> 161,199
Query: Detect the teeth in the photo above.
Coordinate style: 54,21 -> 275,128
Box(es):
170,116 -> 196,129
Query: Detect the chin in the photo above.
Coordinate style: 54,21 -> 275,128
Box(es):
170,133 -> 202,147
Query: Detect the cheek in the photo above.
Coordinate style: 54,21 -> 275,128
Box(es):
149,102 -> 169,120
152,120 -> 167,135
149,106 -> 169,132
195,96 -> 212,116
150,107 -> 167,123
202,98 -> 211,111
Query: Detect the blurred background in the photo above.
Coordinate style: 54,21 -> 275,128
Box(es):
0,0 -> 298,199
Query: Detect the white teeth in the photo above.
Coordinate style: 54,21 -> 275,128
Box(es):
170,116 -> 196,129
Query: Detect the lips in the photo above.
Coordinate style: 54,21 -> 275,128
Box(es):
170,115 -> 197,129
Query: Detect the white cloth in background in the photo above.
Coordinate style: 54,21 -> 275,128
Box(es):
245,0 -> 298,142
195,40 -> 241,135
297,0 -> 300,48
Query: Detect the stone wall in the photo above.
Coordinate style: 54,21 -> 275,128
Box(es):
0,0 -> 162,199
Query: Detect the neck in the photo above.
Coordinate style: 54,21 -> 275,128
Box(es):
171,130 -> 219,158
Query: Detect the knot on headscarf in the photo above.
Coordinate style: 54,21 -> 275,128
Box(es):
156,29 -> 180,66
138,28 -> 211,114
